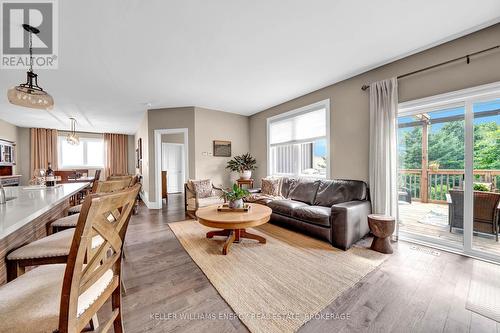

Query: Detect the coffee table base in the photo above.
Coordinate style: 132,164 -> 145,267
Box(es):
206,229 -> 266,255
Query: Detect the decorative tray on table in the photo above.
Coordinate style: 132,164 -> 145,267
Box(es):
217,203 -> 251,212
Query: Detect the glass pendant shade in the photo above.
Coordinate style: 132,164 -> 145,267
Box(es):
66,133 -> 80,145
7,75 -> 54,110
66,118 -> 80,145
7,24 -> 54,111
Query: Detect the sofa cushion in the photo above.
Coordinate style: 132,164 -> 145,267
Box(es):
188,179 -> 213,198
267,199 -> 308,217
245,193 -> 283,205
287,178 -> 321,204
279,177 -> 293,198
187,196 -> 224,211
261,178 -> 281,196
314,179 -> 368,207
291,206 -> 332,227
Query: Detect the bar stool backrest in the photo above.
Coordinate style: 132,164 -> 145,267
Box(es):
58,184 -> 141,333
107,174 -> 133,181
94,179 -> 132,194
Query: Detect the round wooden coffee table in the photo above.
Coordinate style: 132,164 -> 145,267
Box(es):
196,203 -> 272,255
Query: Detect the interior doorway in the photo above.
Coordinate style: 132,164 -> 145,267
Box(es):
162,143 -> 185,193
154,128 -> 189,209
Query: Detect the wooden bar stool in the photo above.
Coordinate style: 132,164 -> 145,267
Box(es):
52,178 -> 133,232
0,184 -> 140,333
7,179 -> 137,280
6,227 -> 104,281
66,174 -> 127,217
50,213 -> 80,233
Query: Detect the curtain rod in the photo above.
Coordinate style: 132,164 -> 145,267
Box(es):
361,44 -> 500,91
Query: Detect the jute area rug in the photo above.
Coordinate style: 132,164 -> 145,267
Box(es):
169,220 -> 388,333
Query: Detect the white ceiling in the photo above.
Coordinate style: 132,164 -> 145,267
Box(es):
0,0 -> 499,134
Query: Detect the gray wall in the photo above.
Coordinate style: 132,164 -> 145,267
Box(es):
127,135 -> 136,175
147,107 -> 196,203
0,119 -> 17,143
135,112 -> 150,199
194,107 -> 249,188
16,127 -> 30,185
161,133 -> 184,144
249,23 -> 500,183
139,106 -> 251,206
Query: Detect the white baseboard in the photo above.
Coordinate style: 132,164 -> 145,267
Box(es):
139,192 -> 161,209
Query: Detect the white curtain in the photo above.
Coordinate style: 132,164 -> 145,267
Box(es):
369,78 -> 399,239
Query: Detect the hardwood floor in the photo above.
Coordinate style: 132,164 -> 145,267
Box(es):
121,195 -> 247,333
119,194 -> 500,333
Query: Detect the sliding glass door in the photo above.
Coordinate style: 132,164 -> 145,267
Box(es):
397,83 -> 500,262
471,98 -> 500,259
398,106 -> 465,250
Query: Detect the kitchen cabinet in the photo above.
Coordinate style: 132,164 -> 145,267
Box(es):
0,140 -> 15,166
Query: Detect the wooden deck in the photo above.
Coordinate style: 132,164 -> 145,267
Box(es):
398,201 -> 500,257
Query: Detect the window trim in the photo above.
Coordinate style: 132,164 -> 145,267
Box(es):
266,99 -> 330,179
57,135 -> 105,169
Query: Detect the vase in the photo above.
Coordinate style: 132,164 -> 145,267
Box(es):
228,198 -> 244,209
240,170 -> 252,180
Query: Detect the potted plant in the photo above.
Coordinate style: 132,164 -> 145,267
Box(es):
221,183 -> 250,209
226,153 -> 257,180
429,161 -> 440,172
473,183 -> 490,192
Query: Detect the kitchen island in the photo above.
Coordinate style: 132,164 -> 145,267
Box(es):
0,182 -> 88,284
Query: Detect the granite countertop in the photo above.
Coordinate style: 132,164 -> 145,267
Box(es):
0,183 -> 88,240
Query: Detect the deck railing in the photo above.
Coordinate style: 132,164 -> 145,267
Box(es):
399,169 -> 500,203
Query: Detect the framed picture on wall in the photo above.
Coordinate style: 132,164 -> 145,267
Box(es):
213,140 -> 231,157
137,138 -> 142,159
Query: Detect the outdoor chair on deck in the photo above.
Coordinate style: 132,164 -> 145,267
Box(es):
448,189 -> 500,241
398,187 -> 412,204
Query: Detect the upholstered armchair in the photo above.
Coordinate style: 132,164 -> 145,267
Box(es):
184,179 -> 225,214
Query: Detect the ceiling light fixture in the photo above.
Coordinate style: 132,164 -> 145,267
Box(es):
7,24 -> 54,110
66,118 -> 80,145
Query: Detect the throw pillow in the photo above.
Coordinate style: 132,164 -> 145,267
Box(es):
190,179 -> 213,198
261,178 -> 280,196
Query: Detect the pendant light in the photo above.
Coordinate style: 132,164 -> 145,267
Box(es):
66,118 -> 80,145
7,24 -> 54,110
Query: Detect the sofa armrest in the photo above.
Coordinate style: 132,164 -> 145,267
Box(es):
330,201 -> 371,250
247,187 -> 261,194
185,183 -> 196,198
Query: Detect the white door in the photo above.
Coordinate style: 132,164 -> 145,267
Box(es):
162,143 -> 184,193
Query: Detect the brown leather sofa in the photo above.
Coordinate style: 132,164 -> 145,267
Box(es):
252,177 -> 371,250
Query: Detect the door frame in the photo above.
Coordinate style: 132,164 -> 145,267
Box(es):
154,128 -> 189,209
162,142 -> 185,193
397,81 -> 500,264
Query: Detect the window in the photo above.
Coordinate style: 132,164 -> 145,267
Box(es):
58,135 -> 104,168
267,100 -> 329,178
